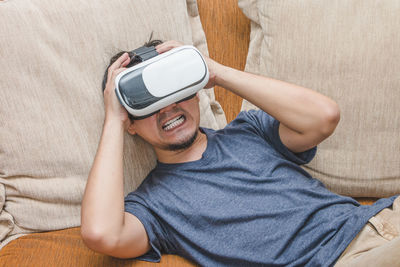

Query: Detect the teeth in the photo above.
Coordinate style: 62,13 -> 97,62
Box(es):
163,115 -> 185,131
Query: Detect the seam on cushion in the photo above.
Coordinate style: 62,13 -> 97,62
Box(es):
238,0 -> 259,24
186,0 -> 208,56
0,211 -> 16,249
188,0 -> 227,129
0,183 -> 15,245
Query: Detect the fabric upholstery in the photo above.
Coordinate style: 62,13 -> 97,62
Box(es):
0,0 -> 226,249
238,0 -> 400,197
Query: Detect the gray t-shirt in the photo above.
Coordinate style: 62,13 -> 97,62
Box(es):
125,110 -> 396,266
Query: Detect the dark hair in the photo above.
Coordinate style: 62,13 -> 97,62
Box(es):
101,37 -> 163,121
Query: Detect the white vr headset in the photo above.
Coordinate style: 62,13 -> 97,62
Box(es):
115,45 -> 209,119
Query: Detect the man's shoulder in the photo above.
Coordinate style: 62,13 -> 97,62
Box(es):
228,109 -> 271,125
221,109 -> 271,133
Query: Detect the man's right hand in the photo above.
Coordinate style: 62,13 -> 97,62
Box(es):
81,50 -> 151,258
103,52 -> 132,130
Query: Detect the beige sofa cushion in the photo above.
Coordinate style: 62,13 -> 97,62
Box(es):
0,0 -> 226,249
239,0 -> 400,197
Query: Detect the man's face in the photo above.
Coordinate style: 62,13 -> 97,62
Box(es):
128,94 -> 201,152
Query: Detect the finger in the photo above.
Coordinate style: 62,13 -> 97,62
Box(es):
164,40 -> 183,48
156,40 -> 183,53
111,68 -> 127,80
104,68 -> 127,93
155,40 -> 176,49
111,52 -> 129,70
107,52 -> 129,81
156,44 -> 177,53
155,41 -> 172,51
121,56 -> 131,67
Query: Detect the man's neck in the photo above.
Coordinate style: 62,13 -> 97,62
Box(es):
155,130 -> 208,164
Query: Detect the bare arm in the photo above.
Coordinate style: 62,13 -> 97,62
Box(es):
213,66 -> 340,153
80,52 -> 150,258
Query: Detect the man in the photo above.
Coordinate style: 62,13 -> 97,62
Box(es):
81,40 -> 399,266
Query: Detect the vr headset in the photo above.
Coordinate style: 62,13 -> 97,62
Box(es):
115,45 -> 209,119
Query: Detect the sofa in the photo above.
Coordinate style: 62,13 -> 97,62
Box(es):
0,0 -> 399,266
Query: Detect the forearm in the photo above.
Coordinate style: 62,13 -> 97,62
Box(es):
215,65 -> 339,135
81,118 -> 126,239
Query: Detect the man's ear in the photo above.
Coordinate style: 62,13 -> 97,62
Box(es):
127,121 -> 137,135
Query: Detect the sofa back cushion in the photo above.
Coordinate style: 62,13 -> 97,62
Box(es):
0,0 -> 226,248
239,0 -> 400,197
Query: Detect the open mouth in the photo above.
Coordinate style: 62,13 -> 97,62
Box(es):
162,115 -> 186,131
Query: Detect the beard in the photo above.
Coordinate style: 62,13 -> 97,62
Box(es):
166,129 -> 198,151
156,105 -> 199,152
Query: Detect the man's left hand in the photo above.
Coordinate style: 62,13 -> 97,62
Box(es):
155,40 -> 222,89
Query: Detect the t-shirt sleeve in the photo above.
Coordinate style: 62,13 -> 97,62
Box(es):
124,192 -> 172,262
236,109 -> 317,165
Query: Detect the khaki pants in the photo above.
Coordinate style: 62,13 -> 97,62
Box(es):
334,196 -> 400,267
